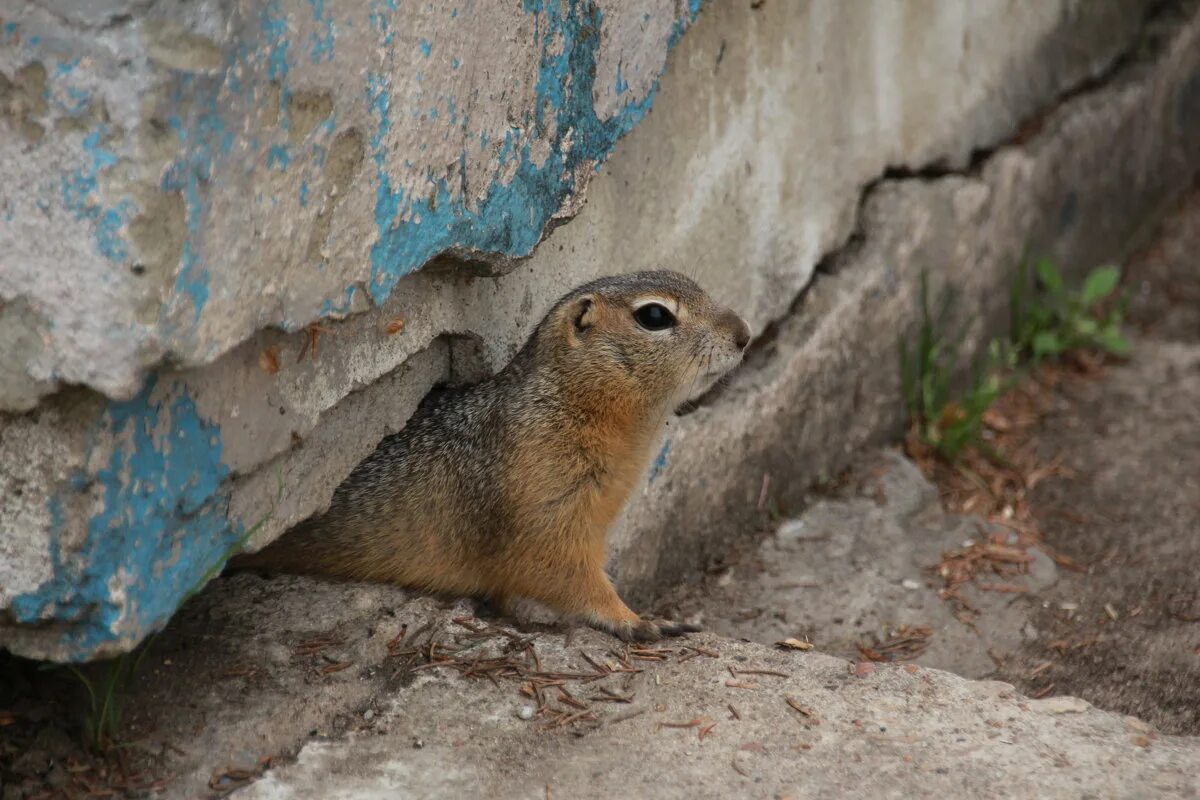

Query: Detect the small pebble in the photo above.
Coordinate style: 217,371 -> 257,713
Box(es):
517,706 -> 536,721
901,578 -> 921,590
363,709 -> 375,721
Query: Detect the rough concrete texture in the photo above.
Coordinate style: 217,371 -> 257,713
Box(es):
6,575 -> 1193,799
0,0 -> 703,407
230,636 -> 1198,799
4,0 -> 1200,661
1127,187 -> 1200,343
663,451 -> 1063,681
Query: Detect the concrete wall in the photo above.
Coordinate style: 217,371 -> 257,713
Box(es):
3,0 -> 1198,661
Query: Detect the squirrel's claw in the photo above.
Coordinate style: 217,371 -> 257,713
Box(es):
656,621 -> 702,637
609,618 -> 701,642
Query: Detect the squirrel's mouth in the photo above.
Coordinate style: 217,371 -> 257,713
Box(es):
680,351 -> 743,400
704,349 -> 745,377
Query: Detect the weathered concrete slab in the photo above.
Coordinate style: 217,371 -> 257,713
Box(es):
0,0 -> 702,408
230,641 -> 1197,799
5,0 -> 1200,661
663,451 -> 1060,680
21,571 -> 1191,799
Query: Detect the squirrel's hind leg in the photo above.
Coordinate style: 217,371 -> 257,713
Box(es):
502,559 -> 698,643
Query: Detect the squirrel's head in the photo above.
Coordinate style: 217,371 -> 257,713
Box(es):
534,270 -> 751,413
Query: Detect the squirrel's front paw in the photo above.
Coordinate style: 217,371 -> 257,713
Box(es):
612,618 -> 702,643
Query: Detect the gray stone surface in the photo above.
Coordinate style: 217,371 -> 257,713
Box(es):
5,0 -> 1200,661
22,572 -> 1190,799
662,451 -> 1060,681
0,0 -> 703,407
222,625 -> 1198,800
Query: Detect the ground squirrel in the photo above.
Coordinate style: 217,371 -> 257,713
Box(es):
233,271 -> 751,641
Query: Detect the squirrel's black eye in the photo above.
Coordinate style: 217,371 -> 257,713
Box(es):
633,303 -> 676,331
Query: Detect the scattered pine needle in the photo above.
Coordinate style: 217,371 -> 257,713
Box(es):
907,363 -> 1101,608
858,625 -> 932,663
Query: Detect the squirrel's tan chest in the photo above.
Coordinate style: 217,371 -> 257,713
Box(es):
507,416 -> 657,546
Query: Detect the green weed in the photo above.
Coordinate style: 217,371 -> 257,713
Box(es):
901,259 -> 1129,462
61,481 -> 281,752
1011,260 -> 1130,361
65,644 -> 154,751
900,274 -> 1014,461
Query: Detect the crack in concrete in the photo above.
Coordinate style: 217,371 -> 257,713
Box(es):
678,0 -> 1184,418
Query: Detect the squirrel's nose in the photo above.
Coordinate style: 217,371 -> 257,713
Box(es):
726,313 -> 751,350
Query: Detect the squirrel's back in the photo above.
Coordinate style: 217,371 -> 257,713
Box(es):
236,373 -> 519,592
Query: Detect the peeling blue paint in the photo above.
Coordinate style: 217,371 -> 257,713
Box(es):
419,38 -> 432,57
299,180 -> 310,206
11,379 -> 241,660
368,0 -> 397,45
262,1 -> 290,81
670,0 -> 703,47
53,85 -> 91,116
365,0 -> 703,304
267,144 -> 291,170
317,283 -> 360,317
162,79 -> 230,322
366,72 -> 391,162
649,440 -> 671,482
308,0 -> 335,62
61,128 -> 136,263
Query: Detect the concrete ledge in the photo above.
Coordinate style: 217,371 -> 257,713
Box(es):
53,574 -> 1200,798
0,0 -> 702,407
236,634 -> 1196,799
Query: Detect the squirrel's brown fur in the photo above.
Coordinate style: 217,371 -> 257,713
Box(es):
232,271 -> 750,641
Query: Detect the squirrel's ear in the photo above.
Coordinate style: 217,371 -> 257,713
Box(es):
568,294 -> 597,342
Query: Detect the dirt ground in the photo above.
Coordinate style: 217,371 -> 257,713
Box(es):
2,188 -> 1199,797
989,188 -> 1200,733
